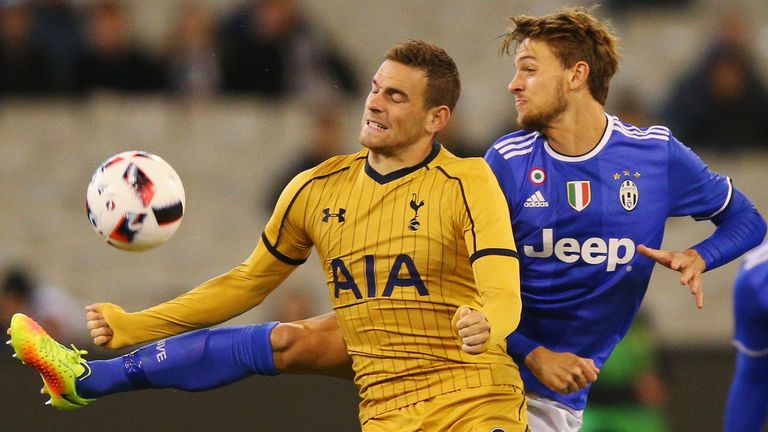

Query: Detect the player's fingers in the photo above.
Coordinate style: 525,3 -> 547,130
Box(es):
456,316 -> 476,331
93,335 -> 112,346
566,363 -> 587,387
678,263 -> 700,292
571,373 -> 587,389
85,303 -> 102,313
636,244 -> 656,259
85,312 -> 104,324
457,325 -> 474,338
541,376 -> 569,394
457,319 -> 490,343
637,245 -> 671,267
671,252 -> 691,271
453,306 -> 472,328
453,306 -> 472,333
582,366 -> 599,383
690,273 -> 704,309
457,316 -> 489,334
89,326 -> 112,339
457,310 -> 484,327
461,343 -> 485,355
461,331 -> 489,347
86,318 -> 109,330
678,261 -> 695,285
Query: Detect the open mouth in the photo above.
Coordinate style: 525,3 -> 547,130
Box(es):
366,120 -> 388,131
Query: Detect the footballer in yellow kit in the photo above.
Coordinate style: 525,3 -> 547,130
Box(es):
98,143 -> 527,429
267,143 -> 525,423
60,40 -> 527,430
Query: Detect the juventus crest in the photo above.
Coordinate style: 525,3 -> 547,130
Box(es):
619,180 -> 639,211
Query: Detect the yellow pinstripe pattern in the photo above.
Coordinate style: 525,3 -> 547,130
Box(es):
263,145 -> 523,422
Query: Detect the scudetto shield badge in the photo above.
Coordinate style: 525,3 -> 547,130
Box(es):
619,179 -> 639,211
567,181 -> 591,211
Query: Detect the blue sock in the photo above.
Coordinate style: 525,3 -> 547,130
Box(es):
77,322 -> 279,398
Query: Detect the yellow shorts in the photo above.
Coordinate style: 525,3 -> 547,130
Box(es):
362,385 -> 528,432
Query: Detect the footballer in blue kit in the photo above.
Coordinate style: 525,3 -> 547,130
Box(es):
485,8 -> 765,431
725,241 -> 768,432
485,113 -> 761,410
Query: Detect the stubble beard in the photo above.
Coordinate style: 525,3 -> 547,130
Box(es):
519,83 -> 567,132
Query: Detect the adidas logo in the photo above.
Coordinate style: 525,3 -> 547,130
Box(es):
524,191 -> 549,208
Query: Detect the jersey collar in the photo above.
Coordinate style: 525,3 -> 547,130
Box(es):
543,112 -> 613,162
364,142 -> 441,184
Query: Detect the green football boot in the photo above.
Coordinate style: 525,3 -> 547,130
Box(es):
7,313 -> 95,410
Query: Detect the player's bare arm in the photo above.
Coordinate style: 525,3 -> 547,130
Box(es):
454,306 -> 492,355
637,245 -> 706,309
525,346 -> 600,394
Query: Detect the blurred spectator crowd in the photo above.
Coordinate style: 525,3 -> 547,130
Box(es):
607,7 -> 768,153
1,0 -> 767,153
1,264 -> 86,343
0,0 -> 360,100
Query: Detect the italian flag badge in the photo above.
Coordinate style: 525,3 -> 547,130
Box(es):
567,181 -> 591,211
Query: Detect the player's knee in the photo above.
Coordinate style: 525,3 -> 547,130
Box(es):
270,322 -> 316,371
270,323 -> 302,353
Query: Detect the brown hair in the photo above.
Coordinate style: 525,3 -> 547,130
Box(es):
385,39 -> 461,111
501,7 -> 619,105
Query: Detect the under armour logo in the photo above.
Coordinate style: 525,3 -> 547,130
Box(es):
322,208 -> 346,223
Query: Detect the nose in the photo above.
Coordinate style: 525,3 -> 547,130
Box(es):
508,72 -> 523,94
366,91 -> 384,113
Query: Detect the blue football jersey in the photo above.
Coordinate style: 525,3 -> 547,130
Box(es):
726,240 -> 768,432
485,113 -> 732,409
733,241 -> 768,357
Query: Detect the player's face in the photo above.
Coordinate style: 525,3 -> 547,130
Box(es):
508,39 -> 568,131
359,60 -> 433,155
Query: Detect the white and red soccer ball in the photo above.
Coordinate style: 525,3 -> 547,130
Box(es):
86,151 -> 185,251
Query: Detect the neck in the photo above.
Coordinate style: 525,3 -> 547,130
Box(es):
543,99 -> 607,156
367,137 -> 434,175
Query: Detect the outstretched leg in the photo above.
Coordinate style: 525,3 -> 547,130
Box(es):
80,322 -> 279,396
8,312 -> 352,410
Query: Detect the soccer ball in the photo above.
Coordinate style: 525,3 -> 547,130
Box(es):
86,151 -> 185,251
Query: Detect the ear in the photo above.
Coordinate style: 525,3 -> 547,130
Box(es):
569,61 -> 590,90
425,105 -> 451,134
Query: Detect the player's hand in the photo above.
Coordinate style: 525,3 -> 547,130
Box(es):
454,306 -> 491,355
85,303 -> 114,346
637,245 -> 706,309
525,346 -> 599,394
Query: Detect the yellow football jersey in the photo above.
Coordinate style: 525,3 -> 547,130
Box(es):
265,143 -> 523,421
100,143 -> 523,423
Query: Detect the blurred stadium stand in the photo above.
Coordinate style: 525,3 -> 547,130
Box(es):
1,1 -> 767,431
